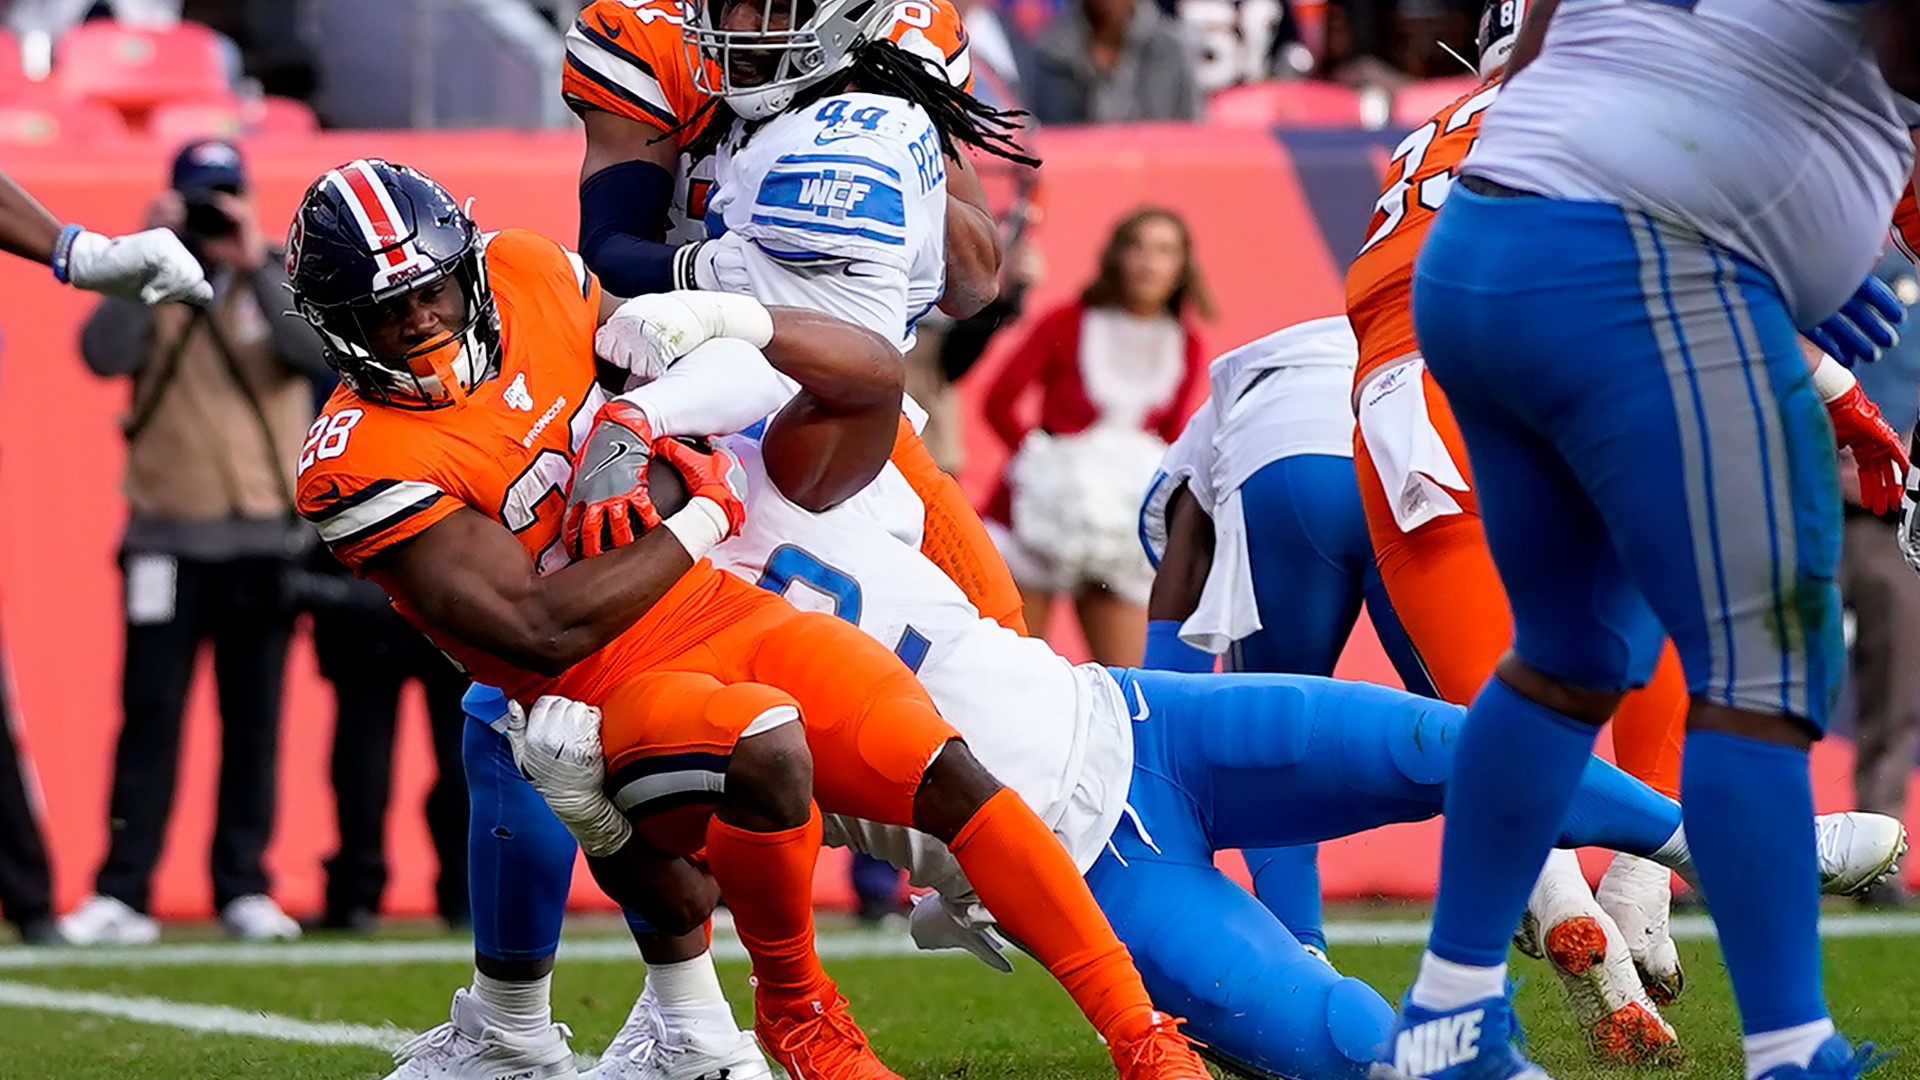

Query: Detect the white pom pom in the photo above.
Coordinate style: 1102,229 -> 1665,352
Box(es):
1009,424 -> 1164,593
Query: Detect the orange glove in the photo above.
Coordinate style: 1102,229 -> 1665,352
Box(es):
1828,383 -> 1910,515
564,400 -> 661,559
652,435 -> 748,540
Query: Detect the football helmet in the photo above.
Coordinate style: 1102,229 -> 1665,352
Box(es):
682,0 -> 898,120
287,158 -> 501,408
1476,0 -> 1529,79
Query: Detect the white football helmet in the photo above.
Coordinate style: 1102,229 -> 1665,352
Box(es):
682,0 -> 899,119
1476,0 -> 1530,79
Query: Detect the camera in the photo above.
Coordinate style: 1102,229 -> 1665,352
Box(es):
183,192 -> 238,240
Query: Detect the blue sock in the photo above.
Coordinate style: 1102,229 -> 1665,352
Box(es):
1428,677 -> 1601,967
1247,845 -> 1326,952
463,691 -> 578,963
1145,619 -> 1216,673
1682,730 -> 1827,1034
1557,755 -> 1683,856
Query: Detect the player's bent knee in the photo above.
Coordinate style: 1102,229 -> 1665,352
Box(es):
722,717 -> 813,832
1325,976 -> 1395,1065
1496,653 -> 1622,725
912,739 -> 1004,842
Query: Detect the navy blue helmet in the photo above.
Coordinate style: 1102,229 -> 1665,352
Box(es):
286,158 -> 501,408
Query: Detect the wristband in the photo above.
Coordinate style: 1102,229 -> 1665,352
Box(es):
672,241 -> 706,291
1812,354 -> 1858,404
662,496 -> 731,561
50,223 -> 83,284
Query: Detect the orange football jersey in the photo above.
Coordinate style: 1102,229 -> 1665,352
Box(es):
563,0 -> 974,140
1346,78 -> 1502,386
1894,180 -> 1918,263
295,227 -> 762,703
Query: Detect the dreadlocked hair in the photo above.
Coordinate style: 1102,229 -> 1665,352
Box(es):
663,95 -> 737,162
801,40 -> 1039,168
787,40 -> 1044,167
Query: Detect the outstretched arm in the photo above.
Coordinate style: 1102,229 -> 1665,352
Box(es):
760,309 -> 906,511
373,506 -> 697,676
0,173 -> 61,263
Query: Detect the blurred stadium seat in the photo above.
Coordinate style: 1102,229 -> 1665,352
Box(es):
54,20 -> 228,114
0,89 -> 127,144
1391,76 -> 1486,127
1208,80 -> 1365,127
147,95 -> 319,143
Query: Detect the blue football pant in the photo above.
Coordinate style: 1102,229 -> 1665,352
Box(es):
1228,453 -> 1436,953
1087,668 -> 1681,1080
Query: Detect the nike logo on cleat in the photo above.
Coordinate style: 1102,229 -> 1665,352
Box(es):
1393,1009 -> 1484,1077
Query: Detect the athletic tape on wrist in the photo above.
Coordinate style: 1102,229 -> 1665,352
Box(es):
662,497 -> 730,561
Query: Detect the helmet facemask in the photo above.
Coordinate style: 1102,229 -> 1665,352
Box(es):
301,248 -> 500,409
682,0 -> 894,119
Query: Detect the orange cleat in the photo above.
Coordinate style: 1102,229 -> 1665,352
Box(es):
1108,1013 -> 1212,1080
753,981 -> 902,1080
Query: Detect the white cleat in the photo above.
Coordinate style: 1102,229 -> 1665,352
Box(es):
1517,850 -> 1682,1068
589,991 -> 772,1080
219,894 -> 302,942
1596,852 -> 1684,1006
58,895 -> 158,946
1816,812 -> 1908,897
387,989 -> 579,1080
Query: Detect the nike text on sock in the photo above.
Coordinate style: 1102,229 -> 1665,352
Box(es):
1744,1018 -> 1836,1080
1407,951 -> 1507,1013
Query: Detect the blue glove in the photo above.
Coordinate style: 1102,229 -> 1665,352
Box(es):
1805,275 -> 1906,367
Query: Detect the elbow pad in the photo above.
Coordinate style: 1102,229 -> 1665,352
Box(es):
578,158 -> 682,297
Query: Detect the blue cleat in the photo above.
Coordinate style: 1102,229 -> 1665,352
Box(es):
1754,1035 -> 1894,1080
1368,991 -> 1553,1080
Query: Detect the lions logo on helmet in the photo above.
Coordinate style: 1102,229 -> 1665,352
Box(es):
287,158 -> 503,409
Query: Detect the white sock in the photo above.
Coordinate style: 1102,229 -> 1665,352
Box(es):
1407,951 -> 1507,1012
1744,1018 -> 1835,1080
644,952 -> 734,1026
471,969 -> 554,1035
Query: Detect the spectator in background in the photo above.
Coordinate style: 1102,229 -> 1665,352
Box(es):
292,544 -> 471,933
983,207 -> 1210,664
1163,0 -> 1311,96
60,140 -> 323,946
1841,250 -> 1920,910
1026,0 -> 1203,124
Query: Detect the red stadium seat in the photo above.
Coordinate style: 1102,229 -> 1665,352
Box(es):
146,94 -> 318,143
0,92 -> 126,144
54,20 -> 228,113
1391,76 -> 1487,128
1208,80 -> 1365,127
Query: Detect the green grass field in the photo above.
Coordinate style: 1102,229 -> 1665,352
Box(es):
2,911 -> 1918,1080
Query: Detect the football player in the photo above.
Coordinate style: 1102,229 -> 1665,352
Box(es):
509,292 -> 1905,1080
289,159 -> 1209,1080
1344,0 -> 1911,1062
1137,316 -> 1433,969
1371,0 -> 1916,1075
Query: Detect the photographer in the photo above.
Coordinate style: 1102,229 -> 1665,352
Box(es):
289,541 -> 471,932
60,139 -> 325,945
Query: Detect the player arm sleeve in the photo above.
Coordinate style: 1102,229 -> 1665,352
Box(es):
619,337 -> 794,437
299,473 -> 461,575
579,156 -> 685,297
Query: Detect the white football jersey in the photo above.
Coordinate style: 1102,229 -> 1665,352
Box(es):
705,92 -> 950,350
1465,0 -> 1913,325
707,429 -> 1135,897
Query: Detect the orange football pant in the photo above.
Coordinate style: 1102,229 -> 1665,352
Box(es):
893,418 -> 1029,636
1354,368 -> 1684,797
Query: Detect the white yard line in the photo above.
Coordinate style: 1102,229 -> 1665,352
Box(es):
2,913 -> 1919,1055
0,978 -> 409,1049
0,911 -> 1916,971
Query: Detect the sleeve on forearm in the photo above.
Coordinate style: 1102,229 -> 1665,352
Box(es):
578,158 -> 682,297
619,338 -> 794,437
80,297 -> 153,377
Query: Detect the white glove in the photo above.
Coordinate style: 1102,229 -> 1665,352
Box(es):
63,227 -> 213,306
503,695 -> 633,858
595,290 -> 775,384
909,892 -> 1013,973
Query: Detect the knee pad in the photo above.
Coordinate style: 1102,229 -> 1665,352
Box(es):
1324,975 -> 1395,1065
1383,699 -> 1461,788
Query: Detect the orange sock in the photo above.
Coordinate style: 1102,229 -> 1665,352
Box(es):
1613,646 -> 1687,799
705,804 -> 827,997
949,789 -> 1156,1041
